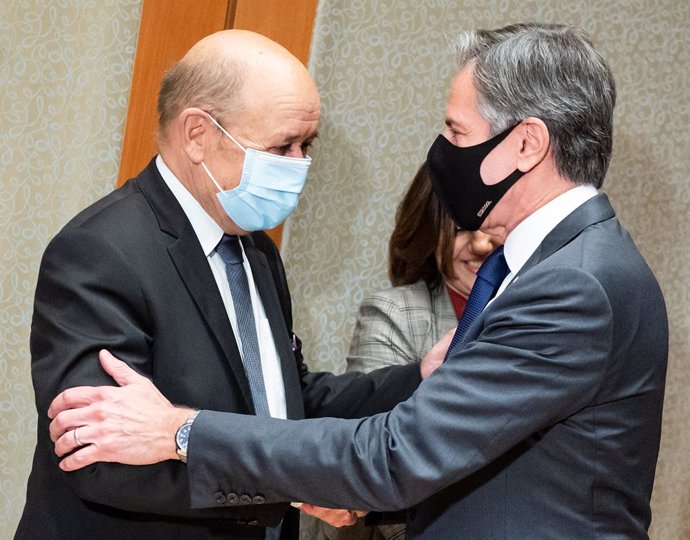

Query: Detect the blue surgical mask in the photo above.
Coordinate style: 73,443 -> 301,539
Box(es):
201,114 -> 311,231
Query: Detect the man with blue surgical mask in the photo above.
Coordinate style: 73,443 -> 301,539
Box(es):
17,30 -> 432,540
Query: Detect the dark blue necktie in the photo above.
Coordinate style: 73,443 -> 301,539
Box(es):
216,235 -> 271,417
444,245 -> 509,362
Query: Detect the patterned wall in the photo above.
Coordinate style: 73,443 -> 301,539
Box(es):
0,0 -> 687,538
286,1 -> 690,538
0,0 -> 142,535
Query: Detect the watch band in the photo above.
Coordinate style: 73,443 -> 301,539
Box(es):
175,411 -> 199,463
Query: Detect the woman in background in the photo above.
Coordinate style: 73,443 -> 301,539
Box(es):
308,163 -> 501,540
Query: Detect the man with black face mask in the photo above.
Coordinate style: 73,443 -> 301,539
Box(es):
49,23 -> 668,539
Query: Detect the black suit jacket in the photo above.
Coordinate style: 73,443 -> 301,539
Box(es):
16,160 -> 420,540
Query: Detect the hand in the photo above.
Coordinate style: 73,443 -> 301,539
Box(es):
420,327 -> 455,379
292,502 -> 367,528
48,349 -> 193,471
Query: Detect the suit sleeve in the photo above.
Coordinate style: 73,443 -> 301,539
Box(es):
31,227 -> 282,521
345,291 -> 418,533
187,265 -> 613,511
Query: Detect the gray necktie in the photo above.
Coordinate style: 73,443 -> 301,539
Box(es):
216,235 -> 271,417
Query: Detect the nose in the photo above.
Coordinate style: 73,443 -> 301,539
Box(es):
469,232 -> 498,257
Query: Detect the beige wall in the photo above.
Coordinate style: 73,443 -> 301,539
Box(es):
0,0 -> 142,535
0,0 -> 688,538
289,1 -> 690,538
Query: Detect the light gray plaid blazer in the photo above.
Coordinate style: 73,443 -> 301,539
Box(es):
346,280 -> 456,373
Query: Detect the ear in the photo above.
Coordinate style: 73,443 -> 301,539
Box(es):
178,108 -> 211,164
516,117 -> 550,173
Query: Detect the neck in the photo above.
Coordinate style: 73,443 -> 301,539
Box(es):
481,172 -> 576,242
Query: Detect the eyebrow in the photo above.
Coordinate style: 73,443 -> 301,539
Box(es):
445,118 -> 464,130
282,132 -> 319,145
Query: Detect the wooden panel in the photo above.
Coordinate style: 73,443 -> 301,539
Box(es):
117,0 -> 230,187
232,0 -> 318,244
232,0 -> 318,65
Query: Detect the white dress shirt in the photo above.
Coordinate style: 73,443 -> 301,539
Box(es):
156,155 -> 287,419
494,185 -> 598,300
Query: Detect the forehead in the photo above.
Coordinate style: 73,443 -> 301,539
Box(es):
238,79 -> 320,142
446,67 -> 479,123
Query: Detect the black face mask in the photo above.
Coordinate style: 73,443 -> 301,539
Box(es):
427,124 -> 524,231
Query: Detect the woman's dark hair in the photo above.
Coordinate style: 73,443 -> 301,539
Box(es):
388,163 -> 457,288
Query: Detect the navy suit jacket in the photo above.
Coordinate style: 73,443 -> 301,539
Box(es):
16,160 -> 421,540
188,194 -> 668,539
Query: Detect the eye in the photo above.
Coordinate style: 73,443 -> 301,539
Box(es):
269,144 -> 292,156
300,141 -> 313,156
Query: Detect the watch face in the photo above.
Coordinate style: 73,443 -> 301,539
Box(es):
176,423 -> 192,450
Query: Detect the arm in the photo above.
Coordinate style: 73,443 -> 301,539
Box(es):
34,227 -> 283,522
50,265 -> 613,513
184,265 -> 613,511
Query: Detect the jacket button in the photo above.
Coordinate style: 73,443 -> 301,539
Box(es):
408,506 -> 417,521
248,520 -> 259,526
252,495 -> 265,504
239,494 -> 252,504
227,492 -> 239,505
214,491 -> 226,505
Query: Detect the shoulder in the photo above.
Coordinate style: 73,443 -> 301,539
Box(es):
361,280 -> 434,314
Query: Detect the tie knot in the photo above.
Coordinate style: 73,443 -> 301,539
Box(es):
476,245 -> 509,287
216,235 -> 244,265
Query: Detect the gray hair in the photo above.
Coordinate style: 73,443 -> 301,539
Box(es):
157,55 -> 245,142
453,23 -> 616,188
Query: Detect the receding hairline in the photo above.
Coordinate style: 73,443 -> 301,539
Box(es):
157,29 -> 316,143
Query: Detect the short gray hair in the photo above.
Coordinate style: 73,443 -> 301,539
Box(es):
157,55 -> 245,142
453,23 -> 616,188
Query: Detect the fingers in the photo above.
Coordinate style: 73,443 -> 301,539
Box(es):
54,423 -> 92,456
421,326 -> 456,379
297,504 -> 361,527
99,349 -> 147,387
58,442 -> 104,472
48,385 -> 111,420
49,399 -> 106,443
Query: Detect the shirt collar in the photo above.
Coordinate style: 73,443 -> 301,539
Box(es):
503,184 -> 598,276
156,155 -> 224,257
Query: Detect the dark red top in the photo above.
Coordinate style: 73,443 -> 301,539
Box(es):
446,285 -> 467,318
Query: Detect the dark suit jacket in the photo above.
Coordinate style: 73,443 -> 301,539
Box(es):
16,159 -> 421,540
187,194 -> 668,539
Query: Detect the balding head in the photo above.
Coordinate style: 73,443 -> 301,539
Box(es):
157,30 -> 318,145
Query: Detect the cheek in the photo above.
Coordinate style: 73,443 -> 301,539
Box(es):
479,138 -> 517,185
452,235 -> 471,261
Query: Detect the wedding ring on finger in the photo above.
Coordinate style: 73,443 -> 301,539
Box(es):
74,427 -> 83,447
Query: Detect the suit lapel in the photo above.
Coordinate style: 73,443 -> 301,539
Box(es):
136,160 -> 255,410
242,238 -> 305,419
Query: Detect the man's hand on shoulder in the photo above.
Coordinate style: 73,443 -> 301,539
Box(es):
49,349 -> 193,471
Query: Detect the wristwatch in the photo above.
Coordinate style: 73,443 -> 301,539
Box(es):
175,412 -> 199,463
